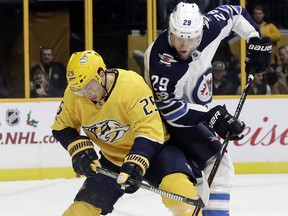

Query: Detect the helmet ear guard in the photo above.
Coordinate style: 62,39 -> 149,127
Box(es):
66,50 -> 107,92
169,2 -> 203,39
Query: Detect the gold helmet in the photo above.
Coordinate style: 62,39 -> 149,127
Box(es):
66,50 -> 107,92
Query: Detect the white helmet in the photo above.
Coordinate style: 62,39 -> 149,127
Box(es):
169,2 -> 203,39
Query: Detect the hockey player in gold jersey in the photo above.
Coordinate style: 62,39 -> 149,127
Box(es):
51,50 -> 204,216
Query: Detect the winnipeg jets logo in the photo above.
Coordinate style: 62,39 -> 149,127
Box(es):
158,53 -> 177,66
199,74 -> 212,97
194,73 -> 213,104
192,50 -> 201,60
83,119 -> 130,143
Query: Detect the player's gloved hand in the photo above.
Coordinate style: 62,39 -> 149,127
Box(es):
67,136 -> 100,177
206,105 -> 245,140
117,154 -> 149,194
245,37 -> 272,74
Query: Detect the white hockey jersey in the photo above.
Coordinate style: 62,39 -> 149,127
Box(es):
144,5 -> 260,128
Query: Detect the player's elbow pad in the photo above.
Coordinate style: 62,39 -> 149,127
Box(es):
52,127 -> 80,149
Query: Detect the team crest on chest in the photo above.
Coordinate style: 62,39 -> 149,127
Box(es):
200,74 -> 213,97
198,74 -> 213,101
83,119 -> 130,143
158,53 -> 177,66
193,72 -> 213,105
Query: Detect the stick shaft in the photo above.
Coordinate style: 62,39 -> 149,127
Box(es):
208,75 -> 253,184
96,167 -> 207,208
192,75 -> 254,216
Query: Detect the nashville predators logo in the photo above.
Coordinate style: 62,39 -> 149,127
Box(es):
80,53 -> 88,65
83,119 -> 130,143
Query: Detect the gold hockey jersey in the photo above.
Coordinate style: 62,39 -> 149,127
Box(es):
51,69 -> 167,165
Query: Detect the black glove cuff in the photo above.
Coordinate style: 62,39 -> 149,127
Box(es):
67,136 -> 94,157
124,154 -> 150,175
247,37 -> 272,53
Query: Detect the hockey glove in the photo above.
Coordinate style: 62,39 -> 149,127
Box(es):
206,105 -> 245,140
67,136 -> 100,177
245,37 -> 272,74
117,154 -> 149,194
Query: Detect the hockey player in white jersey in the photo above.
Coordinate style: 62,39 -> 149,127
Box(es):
144,2 -> 271,216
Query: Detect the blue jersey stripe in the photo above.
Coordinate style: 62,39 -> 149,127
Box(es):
161,103 -> 187,121
202,209 -> 229,216
209,193 -> 230,200
217,5 -> 233,18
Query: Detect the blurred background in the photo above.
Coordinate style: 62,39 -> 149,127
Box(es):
1,0 -> 288,98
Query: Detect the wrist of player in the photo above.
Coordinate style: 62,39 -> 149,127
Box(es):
117,154 -> 149,193
221,114 -> 245,140
206,105 -> 245,140
68,136 -> 99,177
245,37 -> 272,74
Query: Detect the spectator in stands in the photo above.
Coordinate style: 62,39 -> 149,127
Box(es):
262,46 -> 288,92
262,66 -> 279,87
246,72 -> 272,95
275,46 -> 288,76
252,46 -> 287,88
30,47 -> 67,97
212,61 -> 236,95
272,64 -> 288,94
30,67 -> 63,97
226,55 -> 241,92
253,5 -> 281,66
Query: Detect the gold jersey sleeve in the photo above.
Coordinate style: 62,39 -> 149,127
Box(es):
51,69 -> 168,166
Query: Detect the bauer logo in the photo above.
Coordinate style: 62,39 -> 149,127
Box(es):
248,44 -> 272,52
5,109 -> 20,126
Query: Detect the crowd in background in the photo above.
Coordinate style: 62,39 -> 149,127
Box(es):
1,0 -> 288,98
212,4 -> 288,95
30,47 -> 67,98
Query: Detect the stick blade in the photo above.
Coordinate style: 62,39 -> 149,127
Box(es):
195,171 -> 210,207
186,171 -> 209,208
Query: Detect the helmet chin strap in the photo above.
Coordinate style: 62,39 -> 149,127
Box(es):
91,71 -> 108,104
100,71 -> 109,100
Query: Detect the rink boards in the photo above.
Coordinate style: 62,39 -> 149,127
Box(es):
0,96 -> 287,180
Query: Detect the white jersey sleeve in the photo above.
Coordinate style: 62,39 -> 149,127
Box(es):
144,5 -> 260,128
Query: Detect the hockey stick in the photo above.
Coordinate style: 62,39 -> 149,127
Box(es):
192,74 -> 254,216
96,166 -> 210,208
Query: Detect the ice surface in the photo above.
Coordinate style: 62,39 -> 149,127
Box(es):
0,174 -> 288,216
